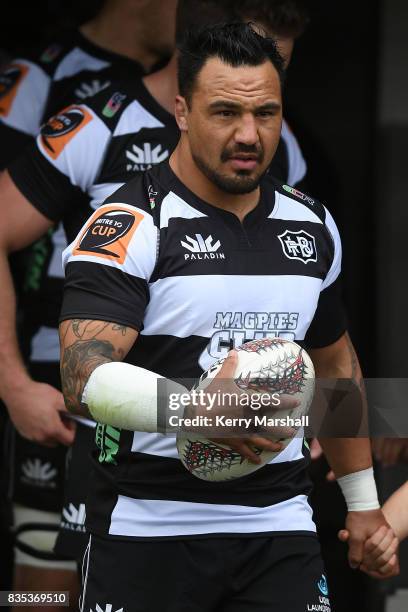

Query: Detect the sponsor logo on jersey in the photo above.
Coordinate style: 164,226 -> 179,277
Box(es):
102,92 -> 127,118
199,311 -> 299,369
148,185 -> 158,210
0,63 -> 28,116
181,234 -> 225,261
283,184 -> 315,206
75,79 -> 111,100
61,502 -> 86,532
96,424 -> 121,465
90,604 -> 124,612
126,142 -> 169,171
40,43 -> 63,63
40,105 -> 93,159
278,230 -> 317,264
21,458 -> 57,488
73,205 -> 143,264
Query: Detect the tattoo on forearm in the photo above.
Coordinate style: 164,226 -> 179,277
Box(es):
60,321 -> 126,416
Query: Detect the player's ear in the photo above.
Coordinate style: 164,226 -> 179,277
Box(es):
175,95 -> 189,132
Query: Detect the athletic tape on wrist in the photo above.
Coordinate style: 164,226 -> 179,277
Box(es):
82,362 -> 187,432
337,467 -> 380,512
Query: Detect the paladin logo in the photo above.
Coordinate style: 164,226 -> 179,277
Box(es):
181,234 -> 225,261
278,230 -> 317,264
126,142 -> 169,171
61,503 -> 86,532
90,605 -> 124,612
21,459 -> 57,488
75,79 -> 110,100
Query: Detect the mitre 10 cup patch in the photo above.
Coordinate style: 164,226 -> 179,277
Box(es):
74,205 -> 143,264
40,105 -> 93,159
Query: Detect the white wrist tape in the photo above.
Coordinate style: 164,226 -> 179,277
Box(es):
337,467 -> 380,511
82,362 -> 186,432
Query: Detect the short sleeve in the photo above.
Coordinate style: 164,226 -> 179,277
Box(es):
60,196 -> 158,331
7,103 -> 110,223
304,207 -> 347,348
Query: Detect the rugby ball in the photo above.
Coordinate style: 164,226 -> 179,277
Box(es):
176,338 -> 314,481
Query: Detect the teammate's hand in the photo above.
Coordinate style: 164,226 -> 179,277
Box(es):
372,438 -> 408,467
339,510 -> 400,578
5,379 -> 76,446
204,351 -> 299,463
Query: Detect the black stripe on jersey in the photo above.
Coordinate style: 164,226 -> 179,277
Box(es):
304,276 -> 347,348
95,125 -> 179,186
88,449 -> 312,510
154,217 -> 334,282
0,123 -> 34,170
8,146 -> 89,223
61,261 -> 149,331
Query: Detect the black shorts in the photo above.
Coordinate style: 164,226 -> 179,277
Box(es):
54,422 -> 94,561
8,362 -> 66,513
81,533 -> 332,612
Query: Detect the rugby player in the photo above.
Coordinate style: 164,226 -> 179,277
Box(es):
0,0 -> 310,572
0,0 -> 176,608
58,23 -> 398,610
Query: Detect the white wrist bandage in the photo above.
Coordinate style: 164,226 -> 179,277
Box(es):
82,362 -> 186,432
337,467 -> 380,511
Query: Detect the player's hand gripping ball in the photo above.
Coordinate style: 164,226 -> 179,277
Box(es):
176,338 -> 315,481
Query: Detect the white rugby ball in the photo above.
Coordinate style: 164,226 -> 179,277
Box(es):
176,338 -> 314,481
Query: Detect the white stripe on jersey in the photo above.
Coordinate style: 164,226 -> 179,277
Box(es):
113,99 -> 165,137
131,432 -> 304,464
142,274 -> 321,340
63,202 -> 158,279
321,207 -> 342,290
88,181 -> 125,210
30,326 -> 60,362
53,48 -> 110,81
160,192 -> 208,228
1,60 -> 50,135
281,120 -> 307,186
109,493 -> 315,537
47,223 -> 66,278
36,106 -> 110,191
271,192 -> 323,224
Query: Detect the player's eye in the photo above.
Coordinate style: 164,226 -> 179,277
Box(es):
216,110 -> 236,117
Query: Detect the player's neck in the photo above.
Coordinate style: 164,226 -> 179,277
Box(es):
143,55 -> 178,115
80,7 -> 161,71
169,143 -> 260,222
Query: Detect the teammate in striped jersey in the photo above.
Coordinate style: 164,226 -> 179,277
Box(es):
0,0 -> 311,567
58,23 -> 398,610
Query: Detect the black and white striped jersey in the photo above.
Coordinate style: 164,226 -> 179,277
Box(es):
0,30 -> 145,169
60,161 -> 346,539
9,80 -> 307,366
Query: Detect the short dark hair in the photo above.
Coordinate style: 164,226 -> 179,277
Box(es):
176,0 -> 237,45
178,22 -> 285,105
233,0 -> 310,39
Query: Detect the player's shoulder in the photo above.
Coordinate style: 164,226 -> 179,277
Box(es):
103,163 -> 172,223
265,176 -> 328,225
75,77 -> 147,128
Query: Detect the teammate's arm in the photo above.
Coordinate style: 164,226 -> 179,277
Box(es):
309,332 -> 399,578
59,319 -> 138,418
0,170 -> 75,446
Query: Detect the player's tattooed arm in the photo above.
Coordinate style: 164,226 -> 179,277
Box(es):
59,319 -> 138,417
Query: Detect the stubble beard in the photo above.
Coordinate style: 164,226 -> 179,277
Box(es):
192,151 -> 264,195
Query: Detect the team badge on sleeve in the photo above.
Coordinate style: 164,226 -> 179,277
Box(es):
0,63 -> 28,116
40,105 -> 93,159
73,205 -> 144,264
